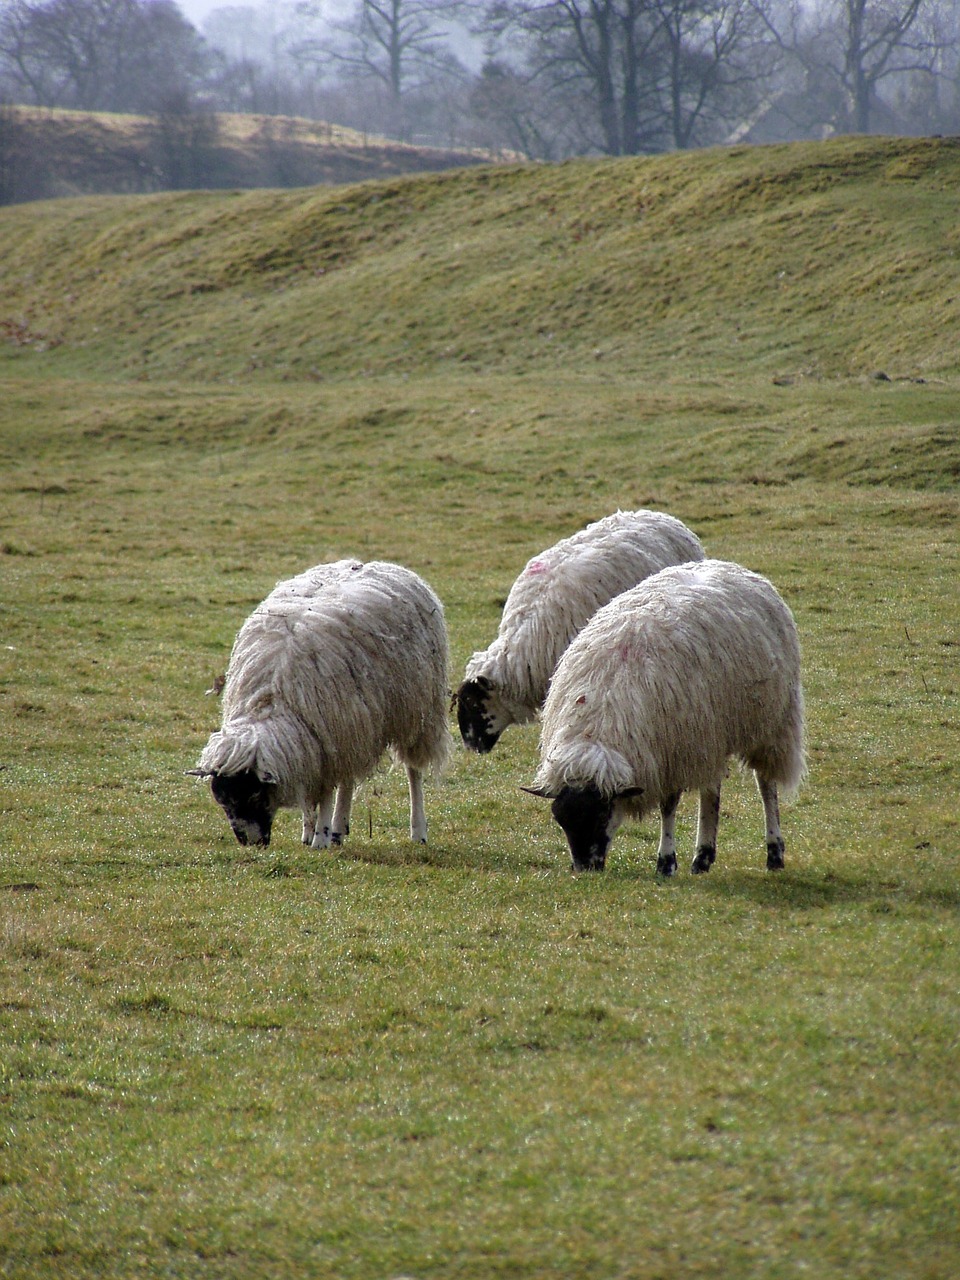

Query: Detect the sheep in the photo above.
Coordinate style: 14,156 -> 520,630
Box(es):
524,559 -> 805,876
455,509 -> 705,753
188,559 -> 452,849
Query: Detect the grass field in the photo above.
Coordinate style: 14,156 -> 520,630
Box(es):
1,134 -> 958,1278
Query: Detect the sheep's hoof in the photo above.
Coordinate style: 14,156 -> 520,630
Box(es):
656,853 -> 678,877
766,840 -> 785,870
691,846 -> 716,874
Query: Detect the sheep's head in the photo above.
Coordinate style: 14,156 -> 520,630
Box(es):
523,782 -> 642,872
187,766 -> 280,847
455,676 -> 512,753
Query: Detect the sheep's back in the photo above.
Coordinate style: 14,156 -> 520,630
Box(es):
223,560 -> 449,776
538,559 -> 802,800
482,509 -> 704,704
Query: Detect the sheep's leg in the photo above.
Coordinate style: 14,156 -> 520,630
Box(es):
756,775 -> 785,870
310,790 -> 335,849
691,785 -> 721,874
407,767 -> 428,844
656,792 -> 682,876
331,783 -> 353,846
301,805 -> 318,846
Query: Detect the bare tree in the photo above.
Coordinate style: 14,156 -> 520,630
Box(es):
482,0 -> 664,154
296,0 -> 465,101
470,57 -> 564,156
758,0 -> 948,133
0,0 -> 67,103
200,3 -> 318,114
650,0 -> 776,147
889,0 -> 960,132
150,89 -> 222,188
0,0 -> 212,112
841,0 -> 928,130
481,0 -> 780,153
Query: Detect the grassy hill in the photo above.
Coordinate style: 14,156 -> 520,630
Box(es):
0,104 -> 498,204
2,133 -> 959,383
3,132 -> 958,488
0,136 -> 958,1279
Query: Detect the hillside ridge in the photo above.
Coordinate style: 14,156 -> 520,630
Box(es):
0,104 -> 500,204
1,133 -> 959,385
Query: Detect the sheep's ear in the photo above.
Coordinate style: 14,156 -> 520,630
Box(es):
184,768 -> 214,778
615,787 -> 644,800
521,785 -> 555,799
257,769 -> 280,786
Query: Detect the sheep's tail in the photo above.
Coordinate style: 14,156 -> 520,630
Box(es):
390,720 -> 455,778
751,682 -> 806,798
779,683 -> 807,797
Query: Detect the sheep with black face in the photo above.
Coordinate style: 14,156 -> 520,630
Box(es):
189,560 -> 451,849
526,560 -> 805,875
456,510 -> 705,754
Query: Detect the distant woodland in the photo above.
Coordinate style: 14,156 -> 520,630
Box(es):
2,0 -> 959,203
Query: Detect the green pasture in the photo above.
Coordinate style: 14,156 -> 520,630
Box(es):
1,134 -> 958,1278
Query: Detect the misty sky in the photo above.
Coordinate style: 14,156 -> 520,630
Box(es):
179,0 -> 220,26
180,0 -> 303,33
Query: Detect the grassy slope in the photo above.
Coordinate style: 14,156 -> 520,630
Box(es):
1,134 -> 959,382
0,135 -> 958,1279
5,105 -> 494,199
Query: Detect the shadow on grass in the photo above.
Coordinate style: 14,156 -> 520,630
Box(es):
334,846 -> 960,914
693,866 -> 960,912
336,840 -> 555,875
173,826 -> 960,915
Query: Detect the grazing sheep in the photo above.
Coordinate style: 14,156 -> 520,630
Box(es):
456,510 -> 704,753
188,559 -> 451,849
524,559 -> 805,875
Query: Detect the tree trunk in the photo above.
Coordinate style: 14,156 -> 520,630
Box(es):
844,0 -> 870,132
594,9 -> 622,154
618,11 -> 640,153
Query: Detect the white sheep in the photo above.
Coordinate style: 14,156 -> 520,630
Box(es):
456,509 -> 704,752
525,559 -> 805,875
189,559 -> 452,848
